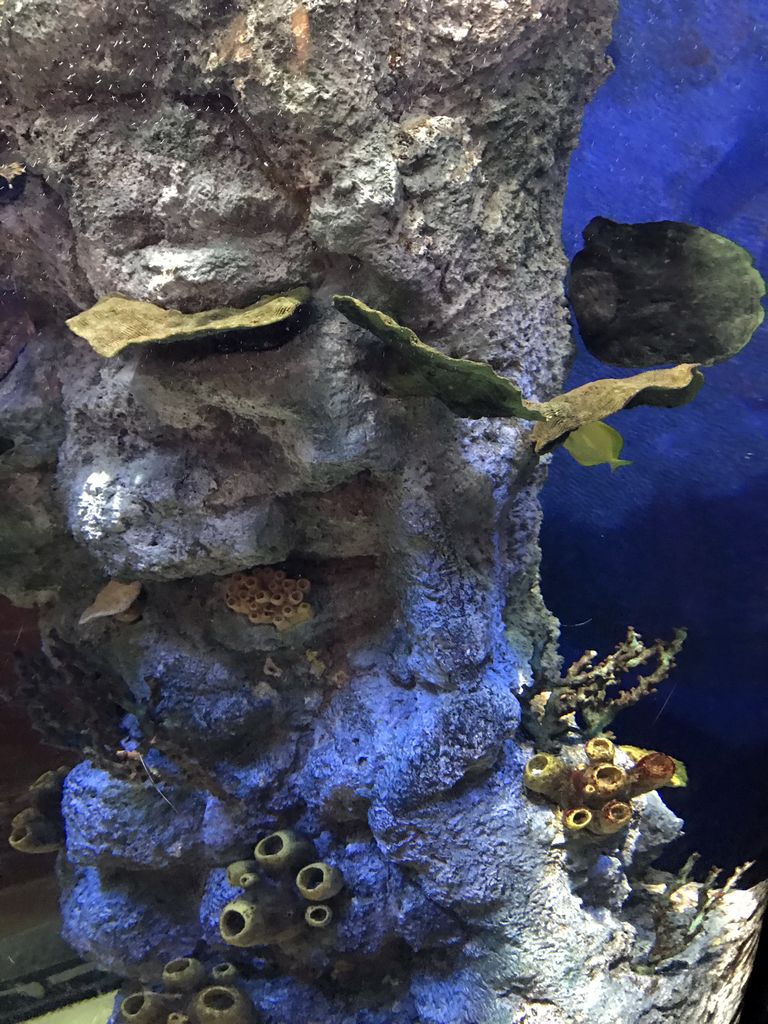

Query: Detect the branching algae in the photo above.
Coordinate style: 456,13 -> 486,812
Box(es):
525,626 -> 687,744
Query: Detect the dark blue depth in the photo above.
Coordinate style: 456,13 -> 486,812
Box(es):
543,0 -> 768,874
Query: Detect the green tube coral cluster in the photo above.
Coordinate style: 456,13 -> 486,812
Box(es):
120,959 -> 253,1024
523,739 -> 677,837
219,830 -> 344,947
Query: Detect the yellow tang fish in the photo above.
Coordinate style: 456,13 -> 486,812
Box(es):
563,420 -> 632,471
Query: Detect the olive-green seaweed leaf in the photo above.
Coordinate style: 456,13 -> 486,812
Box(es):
66,287 -> 311,358
332,294 -> 542,420
530,363 -> 704,454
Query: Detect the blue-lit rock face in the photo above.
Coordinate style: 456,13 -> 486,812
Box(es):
0,0 -> 764,1021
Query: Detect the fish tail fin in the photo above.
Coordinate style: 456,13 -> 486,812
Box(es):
609,458 -> 633,472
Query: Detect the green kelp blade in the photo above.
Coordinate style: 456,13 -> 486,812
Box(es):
620,745 -> 688,788
531,362 -> 704,454
563,420 -> 632,470
332,295 -> 542,420
66,287 -> 311,358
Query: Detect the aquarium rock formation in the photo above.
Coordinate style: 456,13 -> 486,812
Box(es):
0,1 -> 763,1022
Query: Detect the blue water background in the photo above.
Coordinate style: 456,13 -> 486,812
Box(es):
543,0 -> 768,872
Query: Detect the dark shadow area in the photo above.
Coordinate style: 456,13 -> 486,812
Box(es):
140,299 -> 315,364
550,0 -> 768,1015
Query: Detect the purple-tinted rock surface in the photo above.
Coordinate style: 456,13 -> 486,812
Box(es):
0,0 -> 763,1021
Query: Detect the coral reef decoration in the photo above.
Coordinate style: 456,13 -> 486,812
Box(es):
526,626 -> 687,742
65,287 -> 310,358
192,986 -> 253,1024
161,957 -> 207,993
224,568 -> 312,631
78,579 -> 143,625
305,904 -> 333,928
219,831 -> 345,949
120,958 -> 255,1024
295,861 -> 344,901
219,895 -> 304,947
523,739 -> 679,838
332,294 -> 542,420
253,829 -> 315,873
642,854 -> 756,966
529,365 -> 703,454
0,161 -> 26,204
120,991 -> 168,1024
568,217 -> 766,368
8,766 -> 68,854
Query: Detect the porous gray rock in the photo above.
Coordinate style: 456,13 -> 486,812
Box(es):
568,216 -> 766,367
0,0 -> 763,1021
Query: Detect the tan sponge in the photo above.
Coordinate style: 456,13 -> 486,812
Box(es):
224,568 -> 312,631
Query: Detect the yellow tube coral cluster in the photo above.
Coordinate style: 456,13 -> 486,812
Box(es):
219,830 -> 344,947
120,958 -> 253,1024
523,739 -> 676,838
8,767 -> 68,855
224,568 -> 312,631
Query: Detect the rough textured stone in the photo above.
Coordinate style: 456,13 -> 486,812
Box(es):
568,216 -> 766,368
0,0 -> 763,1022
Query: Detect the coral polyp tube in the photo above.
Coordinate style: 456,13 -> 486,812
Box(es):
629,752 -> 676,795
585,736 -> 616,763
225,567 -> 313,630
563,807 -> 593,832
523,753 -> 567,799
592,800 -> 632,834
591,763 -> 628,800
